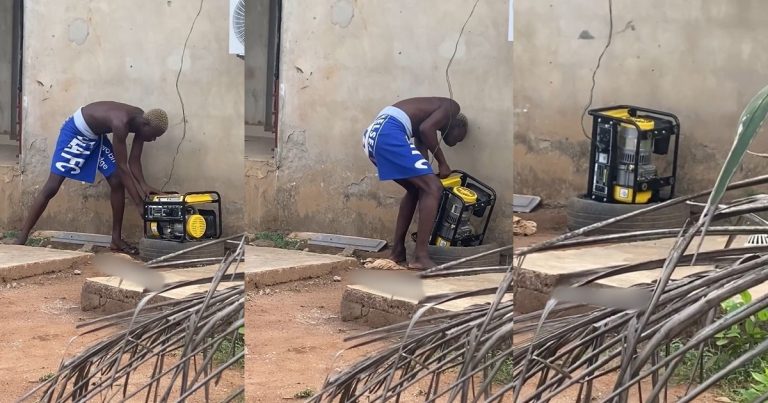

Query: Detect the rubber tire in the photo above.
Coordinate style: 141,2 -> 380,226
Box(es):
406,241 -> 501,269
138,238 -> 227,265
566,196 -> 691,235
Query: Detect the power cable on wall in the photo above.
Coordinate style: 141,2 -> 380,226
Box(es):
162,0 -> 205,191
429,0 -> 481,166
580,0 -> 613,140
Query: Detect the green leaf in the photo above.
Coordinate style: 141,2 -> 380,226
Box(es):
741,290 -> 753,304
746,319 -> 757,334
700,83 -> 768,225
715,338 -> 729,346
757,310 -> 768,322
753,371 -> 768,385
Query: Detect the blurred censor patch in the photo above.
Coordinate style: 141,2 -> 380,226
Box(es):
349,270 -> 425,301
552,286 -> 652,311
94,254 -> 165,292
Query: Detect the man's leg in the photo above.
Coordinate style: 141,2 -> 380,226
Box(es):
13,173 -> 66,245
389,179 -> 419,263
105,174 -> 135,253
405,174 -> 444,269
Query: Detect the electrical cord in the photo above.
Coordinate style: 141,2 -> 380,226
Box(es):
162,0 -> 204,191
580,0 -> 613,140
429,0 -> 481,167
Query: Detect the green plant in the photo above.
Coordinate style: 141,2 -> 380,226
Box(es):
25,236 -> 48,247
39,372 -> 55,382
294,388 -> 314,399
253,232 -> 302,250
213,331 -> 245,369
716,291 -> 768,352
1,230 -> 47,247
737,363 -> 768,402
665,291 -> 768,401
489,354 -> 513,384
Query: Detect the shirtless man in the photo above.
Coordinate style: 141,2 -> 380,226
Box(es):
362,97 -> 468,269
12,101 -> 169,254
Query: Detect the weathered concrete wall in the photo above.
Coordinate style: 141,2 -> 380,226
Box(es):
514,0 -> 768,205
0,0 -> 12,134
12,0 -> 244,237
244,159 -> 278,231
0,166 -> 21,230
270,0 -> 514,243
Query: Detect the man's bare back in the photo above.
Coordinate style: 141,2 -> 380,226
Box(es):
393,97 -> 460,136
81,101 -> 145,136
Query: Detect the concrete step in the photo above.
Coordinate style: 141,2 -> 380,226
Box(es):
0,245 -> 91,282
341,273 -> 513,328
515,235 -> 762,314
81,245 -> 357,314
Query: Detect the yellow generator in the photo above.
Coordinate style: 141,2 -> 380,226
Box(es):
587,106 -> 680,204
139,191 -> 225,264
430,171 -> 496,247
143,191 -> 222,242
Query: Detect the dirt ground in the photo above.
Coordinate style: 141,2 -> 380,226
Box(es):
0,254 -> 242,402
244,275 -> 426,402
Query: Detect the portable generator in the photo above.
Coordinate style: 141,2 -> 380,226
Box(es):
586,106 -> 680,204
143,191 -> 222,242
429,170 -> 496,247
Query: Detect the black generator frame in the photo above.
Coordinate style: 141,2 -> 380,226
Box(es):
142,191 -> 223,243
429,170 -> 497,247
586,105 -> 681,204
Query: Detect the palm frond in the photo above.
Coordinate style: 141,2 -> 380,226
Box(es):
17,237 -> 247,403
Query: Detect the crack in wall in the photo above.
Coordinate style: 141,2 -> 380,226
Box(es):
579,0 -> 614,140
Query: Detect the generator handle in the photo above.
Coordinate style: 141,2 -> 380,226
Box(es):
449,170 -> 497,200
589,105 -> 680,131
181,191 -> 221,202
449,169 -> 497,246
142,190 -> 180,202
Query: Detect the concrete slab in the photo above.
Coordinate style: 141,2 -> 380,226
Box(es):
340,235 -> 768,327
515,235 -> 762,313
81,275 -> 242,314
82,245 -> 357,314
242,246 -> 357,290
0,245 -> 91,282
341,273 -> 513,328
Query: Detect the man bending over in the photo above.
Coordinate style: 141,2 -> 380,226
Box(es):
12,101 -> 169,254
362,97 -> 468,269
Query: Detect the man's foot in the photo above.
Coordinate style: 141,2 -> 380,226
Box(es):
408,255 -> 436,271
388,246 -> 407,265
110,239 -> 139,255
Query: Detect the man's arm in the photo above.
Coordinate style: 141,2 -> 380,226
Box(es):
111,124 -> 146,213
418,106 -> 453,178
128,139 -> 161,196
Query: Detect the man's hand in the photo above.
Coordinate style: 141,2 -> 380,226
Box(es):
438,163 -> 452,179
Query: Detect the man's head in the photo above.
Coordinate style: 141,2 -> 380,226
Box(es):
442,113 -> 468,147
136,109 -> 169,142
